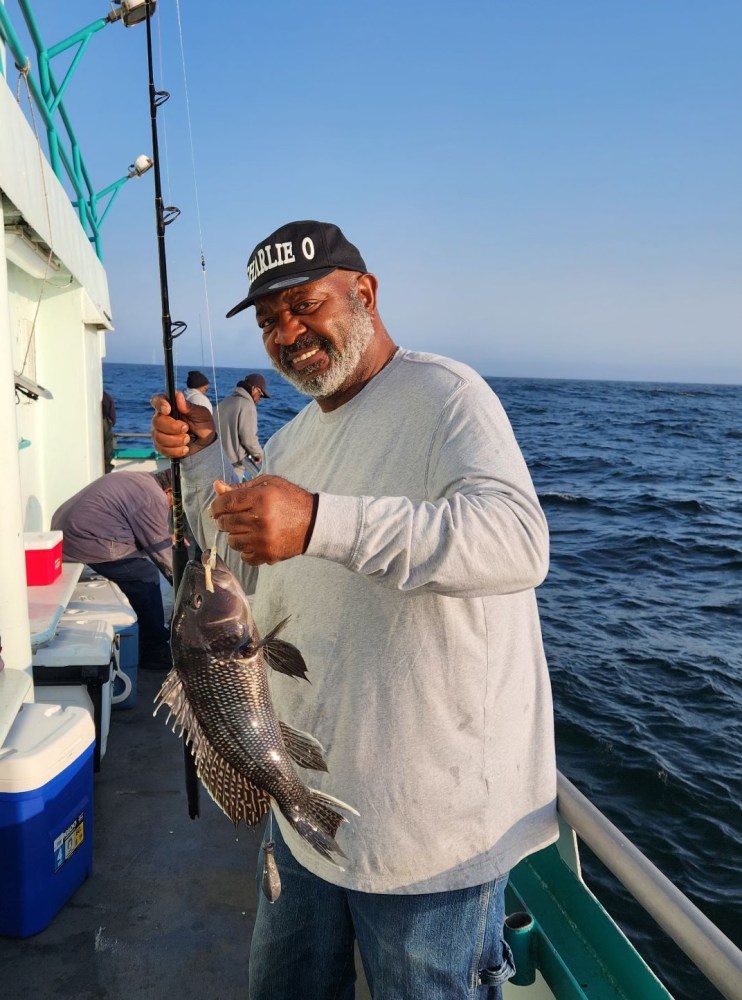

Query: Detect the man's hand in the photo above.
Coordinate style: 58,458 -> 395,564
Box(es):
151,391 -> 216,458
211,477 -> 316,565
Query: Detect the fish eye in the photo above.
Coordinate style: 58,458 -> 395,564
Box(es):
191,594 -> 203,610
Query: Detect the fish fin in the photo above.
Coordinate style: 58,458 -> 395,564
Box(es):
197,743 -> 271,828
261,637 -> 309,680
154,669 -> 270,828
250,617 -> 309,681
258,616 -> 291,643
278,722 -> 329,772
283,788 -> 359,868
307,787 -> 361,819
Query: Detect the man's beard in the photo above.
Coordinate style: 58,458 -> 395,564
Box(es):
270,292 -> 375,400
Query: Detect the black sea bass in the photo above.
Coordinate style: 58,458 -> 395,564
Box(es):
155,550 -> 357,865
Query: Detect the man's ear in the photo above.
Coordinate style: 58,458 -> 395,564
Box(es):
355,273 -> 378,314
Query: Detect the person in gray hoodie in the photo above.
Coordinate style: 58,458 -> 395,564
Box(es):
213,373 -> 269,478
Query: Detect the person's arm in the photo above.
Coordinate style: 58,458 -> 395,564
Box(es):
211,380 -> 548,598
310,385 -> 546,596
130,495 -> 174,581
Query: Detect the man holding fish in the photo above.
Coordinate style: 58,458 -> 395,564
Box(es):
151,220 -> 558,1000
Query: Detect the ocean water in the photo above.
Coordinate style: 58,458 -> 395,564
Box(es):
104,361 -> 741,1000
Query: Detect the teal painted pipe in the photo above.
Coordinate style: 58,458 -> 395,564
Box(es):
504,910 -> 537,986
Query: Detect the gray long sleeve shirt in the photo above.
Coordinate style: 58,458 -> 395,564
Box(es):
181,349 -> 558,893
214,386 -> 261,466
51,471 -> 172,579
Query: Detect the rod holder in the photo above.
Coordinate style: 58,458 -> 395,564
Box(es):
504,910 -> 537,986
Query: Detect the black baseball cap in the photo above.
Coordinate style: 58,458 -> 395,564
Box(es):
241,373 -> 271,398
226,220 -> 368,318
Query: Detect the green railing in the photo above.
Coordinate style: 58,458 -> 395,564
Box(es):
0,0 -> 152,257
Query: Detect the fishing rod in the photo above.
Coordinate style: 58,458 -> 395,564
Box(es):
143,0 -> 200,819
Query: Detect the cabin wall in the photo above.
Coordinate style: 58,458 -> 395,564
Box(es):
0,238 -> 34,677
9,260 -> 50,531
36,298 -> 107,523
8,275 -> 107,529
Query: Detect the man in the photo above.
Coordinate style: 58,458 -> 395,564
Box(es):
51,470 -> 174,671
184,370 -> 213,413
101,390 -> 116,473
213,372 -> 269,478
151,220 -> 558,999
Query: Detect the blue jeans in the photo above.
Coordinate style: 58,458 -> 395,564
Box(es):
87,555 -> 170,664
249,826 -> 514,1000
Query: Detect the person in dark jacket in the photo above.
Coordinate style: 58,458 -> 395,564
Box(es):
102,391 -> 117,473
51,469 -> 174,670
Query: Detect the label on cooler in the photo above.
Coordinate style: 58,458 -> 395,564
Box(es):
53,812 -> 85,872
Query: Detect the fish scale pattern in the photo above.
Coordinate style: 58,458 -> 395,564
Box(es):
155,667 -> 271,826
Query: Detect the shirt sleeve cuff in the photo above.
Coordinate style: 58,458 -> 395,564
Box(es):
304,492 -> 365,565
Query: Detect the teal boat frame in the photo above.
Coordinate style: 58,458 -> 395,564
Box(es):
0,0 -> 145,257
505,773 -> 742,999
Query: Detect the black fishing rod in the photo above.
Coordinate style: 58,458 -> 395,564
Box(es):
143,0 -> 200,819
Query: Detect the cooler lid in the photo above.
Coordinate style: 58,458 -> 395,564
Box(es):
33,619 -> 115,666
65,578 -> 137,626
24,530 -> 63,551
0,703 -> 95,792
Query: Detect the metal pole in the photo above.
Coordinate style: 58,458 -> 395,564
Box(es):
143,0 -> 199,819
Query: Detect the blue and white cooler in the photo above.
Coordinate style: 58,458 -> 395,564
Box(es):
66,574 -> 139,710
0,702 -> 95,938
32,619 -> 116,772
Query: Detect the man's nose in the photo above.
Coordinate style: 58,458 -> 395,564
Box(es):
273,311 -> 307,345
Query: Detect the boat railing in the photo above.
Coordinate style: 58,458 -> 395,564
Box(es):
557,771 -> 742,1000
0,0 -> 142,258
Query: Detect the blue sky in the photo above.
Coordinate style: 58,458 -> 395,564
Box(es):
16,1 -> 742,383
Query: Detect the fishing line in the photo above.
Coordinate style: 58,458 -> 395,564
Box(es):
171,0 -> 228,504
169,0 -> 229,591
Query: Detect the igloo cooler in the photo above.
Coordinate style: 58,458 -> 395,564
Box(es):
65,574 -> 139,710
32,619 -> 115,771
0,703 -> 95,938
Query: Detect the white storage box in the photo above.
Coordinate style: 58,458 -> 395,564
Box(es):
65,576 -> 139,710
32,619 -> 115,771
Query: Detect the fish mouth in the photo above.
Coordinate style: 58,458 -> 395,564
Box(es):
200,549 -> 232,580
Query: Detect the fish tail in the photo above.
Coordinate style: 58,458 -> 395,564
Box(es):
286,788 -> 359,867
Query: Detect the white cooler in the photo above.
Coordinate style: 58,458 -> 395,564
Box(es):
32,619 -> 115,772
64,575 -> 139,710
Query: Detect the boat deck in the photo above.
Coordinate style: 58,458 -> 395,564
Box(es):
2,667 -> 375,999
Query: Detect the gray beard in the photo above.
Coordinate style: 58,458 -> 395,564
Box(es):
271,297 -> 376,400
